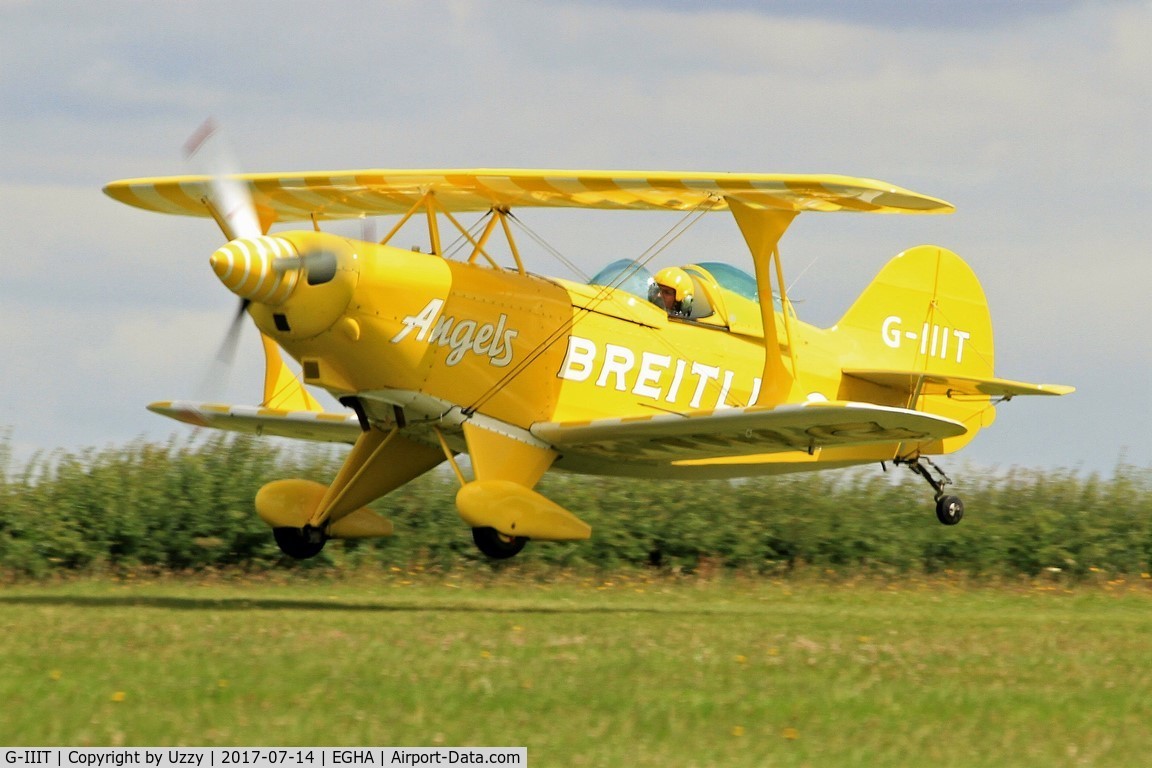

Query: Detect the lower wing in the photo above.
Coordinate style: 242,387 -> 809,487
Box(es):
531,400 -> 966,463
148,401 -> 361,444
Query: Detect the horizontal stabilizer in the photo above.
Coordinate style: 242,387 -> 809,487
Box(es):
532,401 -> 966,463
843,370 -> 1075,399
148,401 -> 361,444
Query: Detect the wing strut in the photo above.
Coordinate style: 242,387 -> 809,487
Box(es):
727,199 -> 798,406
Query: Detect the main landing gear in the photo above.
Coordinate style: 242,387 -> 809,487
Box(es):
273,526 -> 328,559
471,527 -> 528,560
272,524 -> 528,560
894,456 -> 965,526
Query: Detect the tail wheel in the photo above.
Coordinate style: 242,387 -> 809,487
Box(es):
895,457 -> 964,526
935,495 -> 965,526
471,527 -> 528,560
273,526 -> 327,559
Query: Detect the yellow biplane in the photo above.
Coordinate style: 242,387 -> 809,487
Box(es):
104,163 -> 1072,559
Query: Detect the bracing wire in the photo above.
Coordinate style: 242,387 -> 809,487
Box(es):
461,198 -> 722,416
441,211 -> 494,260
505,213 -> 590,282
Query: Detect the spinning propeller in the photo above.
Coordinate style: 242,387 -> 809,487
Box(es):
184,120 -> 344,361
181,121 -> 337,415
183,119 -> 264,367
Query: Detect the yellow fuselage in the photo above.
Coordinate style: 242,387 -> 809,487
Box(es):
232,231 -> 986,478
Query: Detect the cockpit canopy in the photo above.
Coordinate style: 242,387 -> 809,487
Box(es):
587,259 -> 783,321
587,259 -> 655,303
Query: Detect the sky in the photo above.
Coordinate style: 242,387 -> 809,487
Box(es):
1,0 -> 1149,476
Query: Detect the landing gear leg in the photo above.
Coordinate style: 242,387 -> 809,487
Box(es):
895,456 -> 964,525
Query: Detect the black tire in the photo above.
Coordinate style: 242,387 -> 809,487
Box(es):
935,495 -> 965,526
273,526 -> 327,559
471,527 -> 528,559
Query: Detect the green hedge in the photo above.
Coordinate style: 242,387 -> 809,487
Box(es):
1,433 -> 1150,579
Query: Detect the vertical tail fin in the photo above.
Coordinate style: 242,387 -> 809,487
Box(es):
835,245 -> 995,380
833,245 -> 998,452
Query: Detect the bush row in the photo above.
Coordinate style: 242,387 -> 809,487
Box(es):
1,433 -> 1150,578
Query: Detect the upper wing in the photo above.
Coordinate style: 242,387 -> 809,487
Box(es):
148,401 -> 362,444
843,370 -> 1075,399
531,400 -> 966,463
104,169 -> 953,222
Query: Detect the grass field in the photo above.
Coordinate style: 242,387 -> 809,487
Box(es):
2,571 -> 1152,766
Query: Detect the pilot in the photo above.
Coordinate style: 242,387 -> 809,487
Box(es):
649,267 -> 694,318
